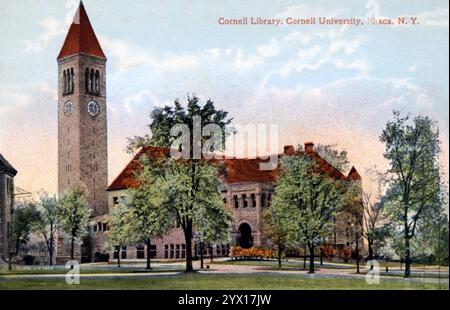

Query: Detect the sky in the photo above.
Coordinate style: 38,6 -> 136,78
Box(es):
0,0 -> 448,197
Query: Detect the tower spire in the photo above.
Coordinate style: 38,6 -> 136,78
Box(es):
57,1 -> 106,60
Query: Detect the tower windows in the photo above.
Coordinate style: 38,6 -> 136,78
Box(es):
85,67 -> 100,95
63,68 -> 74,95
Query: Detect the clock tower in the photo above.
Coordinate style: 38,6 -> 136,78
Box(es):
58,2 -> 108,217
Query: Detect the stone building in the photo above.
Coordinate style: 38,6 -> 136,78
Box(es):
56,2 -> 108,263
0,154 -> 17,261
103,143 -> 362,260
55,2 -> 363,263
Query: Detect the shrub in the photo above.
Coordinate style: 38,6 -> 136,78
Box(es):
23,255 -> 35,265
231,246 -> 275,260
320,244 -> 335,258
338,246 -> 352,263
94,251 -> 110,262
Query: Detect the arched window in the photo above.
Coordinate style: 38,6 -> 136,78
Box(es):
95,70 -> 100,94
70,68 -> 74,93
85,68 -> 89,92
90,69 -> 95,93
63,70 -> 67,94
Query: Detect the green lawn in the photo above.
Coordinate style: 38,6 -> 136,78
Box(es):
0,272 -> 447,290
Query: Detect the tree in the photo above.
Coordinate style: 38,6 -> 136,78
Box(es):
125,177 -> 172,270
195,201 -> 232,267
262,202 -> 295,268
11,202 -> 37,255
32,192 -> 60,266
380,111 -> 443,277
127,95 -> 233,272
272,154 -> 345,273
108,198 -> 133,267
58,186 -> 91,261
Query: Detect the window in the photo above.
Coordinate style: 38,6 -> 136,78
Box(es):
181,244 -> 186,259
93,225 -> 97,232
90,69 -> 95,93
170,244 -> 174,259
95,70 -> 100,94
136,246 -> 145,259
233,195 -> 239,209
223,197 -> 227,205
261,193 -> 266,208
97,222 -> 102,232
149,245 -> 157,258
175,244 -> 180,259
121,246 -> 127,259
85,68 -> 89,92
242,194 -> 248,208
102,223 -> 107,231
251,193 -> 256,208
63,68 -> 74,95
267,194 -> 272,207
164,245 -> 169,259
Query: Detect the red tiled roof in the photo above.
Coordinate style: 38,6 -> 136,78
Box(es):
347,166 -> 362,180
107,146 -> 169,191
107,144 -> 359,191
57,2 -> 106,60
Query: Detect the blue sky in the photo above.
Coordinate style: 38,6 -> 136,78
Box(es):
0,0 -> 448,195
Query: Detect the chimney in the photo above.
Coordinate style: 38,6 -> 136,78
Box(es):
304,142 -> 314,152
284,145 -> 295,155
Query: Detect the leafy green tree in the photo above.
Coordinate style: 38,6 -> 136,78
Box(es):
11,202 -> 37,255
32,192 -> 60,266
58,186 -> 91,261
380,111 -> 444,277
262,202 -> 295,268
272,154 -> 345,273
127,95 -> 233,272
125,179 -> 172,270
108,198 -> 133,267
195,202 -> 232,267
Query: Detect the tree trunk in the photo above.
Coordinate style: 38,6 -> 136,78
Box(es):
368,239 -> 374,261
49,227 -> 54,266
404,237 -> 411,278
278,244 -> 282,268
320,249 -> 323,266
200,242 -> 204,269
117,247 -> 121,268
308,242 -> 315,273
303,244 -> 307,270
70,236 -> 75,261
184,221 -> 194,272
146,238 -> 152,270
210,245 -> 213,263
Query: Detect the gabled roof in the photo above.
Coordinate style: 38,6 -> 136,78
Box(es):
0,153 -> 17,176
107,143 -> 358,191
57,1 -> 106,61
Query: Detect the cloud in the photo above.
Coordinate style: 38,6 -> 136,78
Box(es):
23,1 -> 78,53
232,38 -> 280,70
101,36 -> 199,73
416,7 -> 449,27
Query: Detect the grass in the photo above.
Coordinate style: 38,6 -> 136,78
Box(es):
0,272 -> 447,290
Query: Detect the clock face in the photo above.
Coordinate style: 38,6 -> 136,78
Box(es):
63,100 -> 73,116
87,100 -> 100,117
